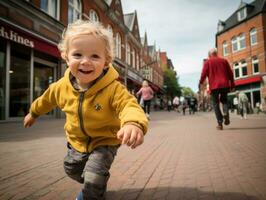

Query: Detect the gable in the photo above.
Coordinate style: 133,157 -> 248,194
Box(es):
110,0 -> 124,23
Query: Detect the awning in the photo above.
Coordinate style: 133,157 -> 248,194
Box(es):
235,75 -> 261,86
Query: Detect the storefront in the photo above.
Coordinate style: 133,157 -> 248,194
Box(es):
0,20 -> 62,121
228,75 -> 262,110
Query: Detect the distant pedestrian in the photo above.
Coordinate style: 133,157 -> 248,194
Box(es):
173,96 -> 180,112
233,95 -> 239,114
23,20 -> 148,200
137,80 -> 154,119
199,48 -> 235,130
236,91 -> 249,119
167,99 -> 172,112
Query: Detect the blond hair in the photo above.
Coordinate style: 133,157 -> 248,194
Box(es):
142,80 -> 149,87
58,20 -> 114,63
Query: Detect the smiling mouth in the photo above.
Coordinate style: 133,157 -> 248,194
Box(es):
79,69 -> 93,74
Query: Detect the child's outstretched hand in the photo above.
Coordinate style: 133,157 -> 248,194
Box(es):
117,124 -> 144,149
24,113 -> 36,128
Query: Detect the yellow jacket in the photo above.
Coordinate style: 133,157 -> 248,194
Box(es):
30,65 -> 148,152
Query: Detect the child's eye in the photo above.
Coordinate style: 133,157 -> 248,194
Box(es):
73,53 -> 82,57
91,54 -> 100,59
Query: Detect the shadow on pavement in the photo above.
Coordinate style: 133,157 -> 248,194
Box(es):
227,127 -> 266,131
107,187 -> 261,200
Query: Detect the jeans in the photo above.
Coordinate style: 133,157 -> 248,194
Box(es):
143,99 -> 151,114
63,143 -> 119,200
211,88 -> 229,124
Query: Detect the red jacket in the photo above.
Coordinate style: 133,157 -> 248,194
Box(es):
199,56 -> 235,91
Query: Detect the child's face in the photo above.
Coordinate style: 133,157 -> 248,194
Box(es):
66,34 -> 107,86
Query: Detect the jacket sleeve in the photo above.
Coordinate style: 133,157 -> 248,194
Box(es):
110,82 -> 148,134
136,88 -> 142,96
226,60 -> 235,88
199,62 -> 208,84
30,83 -> 58,118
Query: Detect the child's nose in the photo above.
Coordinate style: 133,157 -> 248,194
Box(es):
81,57 -> 91,64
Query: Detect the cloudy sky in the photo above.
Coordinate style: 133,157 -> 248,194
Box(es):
121,0 -> 253,91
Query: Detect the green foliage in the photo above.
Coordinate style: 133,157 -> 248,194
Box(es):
181,87 -> 195,97
163,69 -> 182,98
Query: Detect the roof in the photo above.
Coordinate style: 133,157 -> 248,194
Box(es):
217,0 -> 266,35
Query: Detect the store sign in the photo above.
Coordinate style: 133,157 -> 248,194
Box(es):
0,26 -> 34,48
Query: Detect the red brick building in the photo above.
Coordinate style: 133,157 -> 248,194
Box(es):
216,0 -> 266,111
0,0 -> 164,121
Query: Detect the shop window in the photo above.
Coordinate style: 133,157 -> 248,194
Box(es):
40,0 -> 60,19
68,0 -> 81,23
9,42 -> 31,117
0,39 -> 6,120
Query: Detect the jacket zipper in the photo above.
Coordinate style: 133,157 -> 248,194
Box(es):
78,92 -> 91,152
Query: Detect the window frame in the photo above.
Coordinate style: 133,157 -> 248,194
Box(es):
222,41 -> 228,56
68,0 -> 81,23
252,57 -> 259,74
40,0 -> 60,20
250,28 -> 257,46
89,9 -> 99,22
237,7 -> 247,21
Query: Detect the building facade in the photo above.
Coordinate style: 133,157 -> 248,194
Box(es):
216,0 -> 266,111
0,0 -> 164,121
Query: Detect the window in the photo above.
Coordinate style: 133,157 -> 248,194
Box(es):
89,10 -> 99,22
231,37 -> 238,53
250,28 -> 257,46
68,0 -> 81,23
115,33 -> 121,59
239,34 -> 246,50
252,57 -> 259,74
9,42 -> 31,117
40,0 -> 59,19
132,49 -> 135,69
0,39 -> 6,120
231,34 -> 246,53
107,25 -> 113,37
241,60 -> 247,77
126,43 -> 131,65
136,54 -> 139,71
233,63 -> 240,79
223,41 -> 228,56
237,8 -> 247,21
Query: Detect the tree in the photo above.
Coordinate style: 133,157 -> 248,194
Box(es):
181,87 -> 195,97
163,69 -> 182,98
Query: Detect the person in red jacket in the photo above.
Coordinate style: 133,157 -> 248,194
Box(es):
199,48 -> 235,130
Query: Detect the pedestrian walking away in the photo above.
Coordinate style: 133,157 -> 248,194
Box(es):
23,20 -> 148,200
137,80 -> 154,119
236,90 -> 249,119
199,48 -> 235,130
172,96 -> 180,112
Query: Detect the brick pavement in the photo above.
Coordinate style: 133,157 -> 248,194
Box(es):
0,111 -> 265,200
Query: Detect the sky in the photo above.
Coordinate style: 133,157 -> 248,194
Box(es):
121,0 -> 254,91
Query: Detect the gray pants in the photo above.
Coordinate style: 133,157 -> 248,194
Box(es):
63,143 -> 119,200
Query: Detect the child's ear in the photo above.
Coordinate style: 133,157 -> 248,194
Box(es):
62,53 -> 69,64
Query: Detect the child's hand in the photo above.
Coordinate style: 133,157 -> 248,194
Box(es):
24,113 -> 36,128
117,124 -> 144,149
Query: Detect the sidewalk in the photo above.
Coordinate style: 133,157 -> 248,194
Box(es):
0,111 -> 266,200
